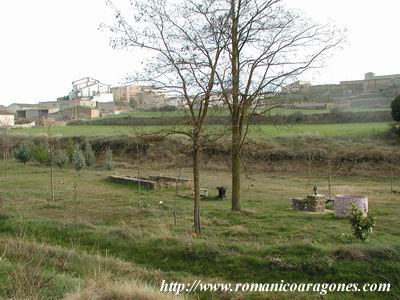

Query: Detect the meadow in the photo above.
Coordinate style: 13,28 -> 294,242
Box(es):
0,153 -> 399,299
3,111 -> 399,299
11,122 -> 390,139
103,107 -> 391,118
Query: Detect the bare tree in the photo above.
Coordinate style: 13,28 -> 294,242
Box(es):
103,0 -> 228,234
215,0 -> 344,211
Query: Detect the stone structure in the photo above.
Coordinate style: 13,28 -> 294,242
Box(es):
334,195 -> 368,218
306,194 -> 326,212
48,106 -> 100,121
109,174 -> 192,190
282,72 -> 400,105
0,110 -> 14,127
291,187 -> 326,212
148,175 -> 192,189
109,175 -> 156,190
112,84 -> 168,110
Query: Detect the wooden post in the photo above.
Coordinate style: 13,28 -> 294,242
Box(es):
74,174 -> 78,223
391,168 -> 394,193
2,127 -> 8,177
174,168 -> 182,226
328,159 -> 332,197
48,126 -> 55,201
136,142 -> 142,208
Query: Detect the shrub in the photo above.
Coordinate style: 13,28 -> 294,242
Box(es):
391,95 -> 400,122
72,144 -> 85,172
84,141 -> 96,168
105,147 -> 113,170
53,149 -> 69,170
14,144 -> 32,167
349,205 -> 375,242
30,144 -> 49,165
65,138 -> 75,162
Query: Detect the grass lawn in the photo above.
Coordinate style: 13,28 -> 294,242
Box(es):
11,122 -> 390,139
0,160 -> 398,299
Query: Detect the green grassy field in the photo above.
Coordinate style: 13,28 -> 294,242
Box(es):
0,160 -> 398,299
11,122 -> 390,139
106,107 -> 390,118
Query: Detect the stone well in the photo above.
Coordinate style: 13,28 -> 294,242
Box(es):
306,194 -> 326,212
334,195 -> 368,218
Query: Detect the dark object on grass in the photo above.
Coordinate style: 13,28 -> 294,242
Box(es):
313,186 -> 318,195
216,186 -> 227,199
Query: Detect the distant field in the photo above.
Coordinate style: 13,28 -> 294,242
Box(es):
11,122 -> 390,139
106,106 -> 390,118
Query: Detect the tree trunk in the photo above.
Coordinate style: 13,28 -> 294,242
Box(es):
231,126 -> 241,211
230,0 -> 241,212
192,141 -> 201,234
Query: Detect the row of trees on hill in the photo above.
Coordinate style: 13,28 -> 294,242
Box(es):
103,0 -> 344,233
13,141 -> 113,171
7,134 -> 113,202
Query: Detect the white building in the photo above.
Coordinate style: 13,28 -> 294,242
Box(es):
0,110 -> 15,127
69,77 -> 112,100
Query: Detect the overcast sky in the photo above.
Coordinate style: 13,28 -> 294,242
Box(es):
0,0 -> 399,105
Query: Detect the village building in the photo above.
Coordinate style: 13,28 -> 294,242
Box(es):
7,103 -> 35,113
69,77 -> 112,101
282,72 -> 400,105
49,106 -> 100,121
112,84 -> 168,110
16,107 -> 60,120
97,101 -> 115,116
0,110 -> 15,127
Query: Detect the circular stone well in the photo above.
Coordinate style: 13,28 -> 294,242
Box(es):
334,195 -> 368,218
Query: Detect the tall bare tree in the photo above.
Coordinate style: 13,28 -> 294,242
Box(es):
216,0 -> 344,211
103,0 -> 228,234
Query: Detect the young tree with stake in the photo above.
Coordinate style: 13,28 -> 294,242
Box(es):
14,144 -> 32,168
72,144 -> 85,223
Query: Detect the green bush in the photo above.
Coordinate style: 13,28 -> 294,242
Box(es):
84,141 -> 96,168
105,147 -> 113,170
53,149 -> 69,170
349,205 -> 375,242
65,138 -> 75,162
391,95 -> 400,122
14,144 -> 32,167
72,144 -> 85,172
31,144 -> 49,165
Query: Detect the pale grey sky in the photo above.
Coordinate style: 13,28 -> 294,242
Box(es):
0,0 -> 399,105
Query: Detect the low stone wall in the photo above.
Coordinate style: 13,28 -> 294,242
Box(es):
291,194 -> 325,212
